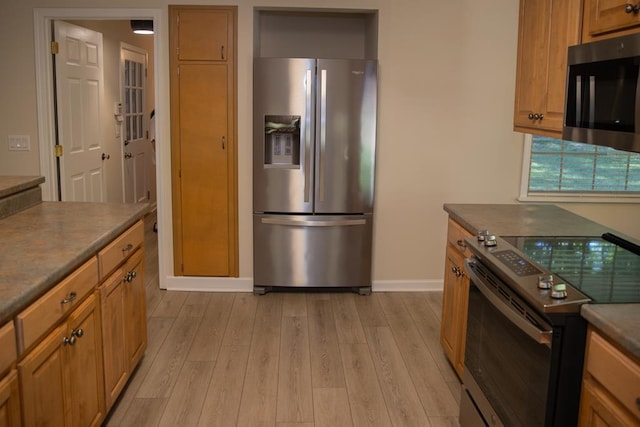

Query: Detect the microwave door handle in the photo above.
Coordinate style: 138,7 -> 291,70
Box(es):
589,75 -> 596,128
575,75 -> 582,127
636,72 -> 640,131
464,258 -> 553,347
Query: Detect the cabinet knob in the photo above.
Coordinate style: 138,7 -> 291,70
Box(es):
63,335 -> 76,346
625,3 -> 640,13
73,328 -> 84,338
456,239 -> 467,248
528,112 -> 534,120
538,113 -> 544,120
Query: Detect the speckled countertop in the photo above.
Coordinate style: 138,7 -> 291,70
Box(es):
0,201 -> 149,325
444,203 -> 640,360
0,176 -> 44,199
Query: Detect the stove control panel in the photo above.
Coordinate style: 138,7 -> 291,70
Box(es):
493,250 -> 543,276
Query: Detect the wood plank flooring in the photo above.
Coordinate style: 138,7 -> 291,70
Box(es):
104,213 -> 461,426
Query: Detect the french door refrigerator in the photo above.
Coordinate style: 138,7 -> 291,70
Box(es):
253,57 -> 377,295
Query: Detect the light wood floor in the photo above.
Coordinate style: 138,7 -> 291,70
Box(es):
104,213 -> 461,426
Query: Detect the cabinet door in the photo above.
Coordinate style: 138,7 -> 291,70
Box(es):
440,245 -> 467,377
123,249 -> 147,369
514,0 -> 582,135
67,294 -> 105,427
100,268 -> 128,410
585,0 -> 640,39
176,9 -> 229,61
578,379 -> 638,427
176,63 -> 230,276
0,370 -> 21,427
18,324 -> 67,427
170,5 -> 238,278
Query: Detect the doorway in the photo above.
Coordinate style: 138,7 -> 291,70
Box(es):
34,8 -> 169,289
51,19 -> 155,205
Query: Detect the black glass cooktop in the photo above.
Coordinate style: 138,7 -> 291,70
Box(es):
502,235 -> 640,304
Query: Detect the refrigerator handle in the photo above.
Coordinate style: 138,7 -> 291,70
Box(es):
319,68 -> 327,203
261,217 -> 366,227
304,69 -> 313,203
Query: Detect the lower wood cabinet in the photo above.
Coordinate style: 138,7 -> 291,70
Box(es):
100,248 -> 146,410
0,370 -> 21,427
440,218 -> 473,378
18,293 -> 105,427
578,327 -> 640,426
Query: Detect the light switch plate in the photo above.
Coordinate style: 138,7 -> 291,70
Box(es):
8,135 -> 30,151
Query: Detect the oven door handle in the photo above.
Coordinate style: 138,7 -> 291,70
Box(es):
464,258 -> 553,347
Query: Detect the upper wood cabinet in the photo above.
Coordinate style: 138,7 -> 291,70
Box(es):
583,0 -> 640,41
176,10 -> 230,61
514,0 -> 583,137
170,6 -> 238,277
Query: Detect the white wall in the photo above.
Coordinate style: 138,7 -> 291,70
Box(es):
0,0 -> 638,290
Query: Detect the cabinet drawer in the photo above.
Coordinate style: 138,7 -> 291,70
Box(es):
0,322 -> 16,375
447,218 -> 473,257
98,220 -> 144,279
585,329 -> 640,418
15,257 -> 98,354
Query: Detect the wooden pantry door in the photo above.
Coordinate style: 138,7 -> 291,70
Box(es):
170,6 -> 238,276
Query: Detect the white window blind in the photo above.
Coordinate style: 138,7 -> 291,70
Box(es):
526,135 -> 640,196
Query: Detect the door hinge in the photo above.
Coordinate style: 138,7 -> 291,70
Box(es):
51,41 -> 59,55
55,144 -> 63,157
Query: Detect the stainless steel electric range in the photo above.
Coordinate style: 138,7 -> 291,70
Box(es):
459,231 -> 640,427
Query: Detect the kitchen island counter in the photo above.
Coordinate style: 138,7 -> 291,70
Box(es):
444,203 -> 640,360
0,200 -> 149,326
581,304 -> 640,359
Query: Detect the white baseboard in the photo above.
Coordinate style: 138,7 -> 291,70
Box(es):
163,276 -> 443,293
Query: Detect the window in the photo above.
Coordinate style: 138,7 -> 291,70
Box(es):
123,58 -> 145,142
520,135 -> 640,202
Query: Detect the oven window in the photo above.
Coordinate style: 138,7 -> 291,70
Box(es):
465,283 -> 552,426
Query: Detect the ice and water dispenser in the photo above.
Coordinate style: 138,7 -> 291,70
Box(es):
263,115 -> 300,167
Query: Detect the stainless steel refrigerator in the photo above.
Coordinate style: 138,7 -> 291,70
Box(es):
253,57 -> 377,295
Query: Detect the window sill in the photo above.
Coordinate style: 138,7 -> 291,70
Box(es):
518,194 -> 640,204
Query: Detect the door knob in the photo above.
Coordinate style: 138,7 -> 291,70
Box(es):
101,153 -> 110,160
124,152 -> 132,159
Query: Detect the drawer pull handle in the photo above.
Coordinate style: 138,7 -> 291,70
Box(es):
456,239 -> 466,248
122,243 -> 133,255
61,291 -> 77,305
124,271 -> 137,283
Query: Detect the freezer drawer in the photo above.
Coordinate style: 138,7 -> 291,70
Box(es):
253,214 -> 373,290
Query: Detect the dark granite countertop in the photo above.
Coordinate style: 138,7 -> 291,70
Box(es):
444,203 -> 640,360
0,201 -> 149,325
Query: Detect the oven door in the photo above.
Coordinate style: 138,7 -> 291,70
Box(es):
462,257 -> 554,427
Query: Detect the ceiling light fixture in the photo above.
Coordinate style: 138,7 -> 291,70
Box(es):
131,20 -> 154,35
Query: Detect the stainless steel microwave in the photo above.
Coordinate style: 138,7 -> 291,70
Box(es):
563,33 -> 640,153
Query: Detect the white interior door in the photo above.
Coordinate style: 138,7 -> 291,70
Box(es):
54,20 -> 105,202
121,44 -> 150,204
